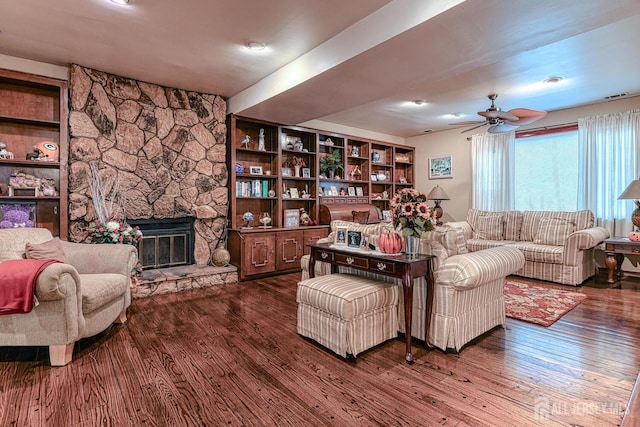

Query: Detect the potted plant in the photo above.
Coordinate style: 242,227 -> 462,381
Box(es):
319,149 -> 344,178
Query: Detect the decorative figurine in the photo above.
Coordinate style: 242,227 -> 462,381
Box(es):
0,142 -> 14,160
240,135 -> 251,149
351,146 -> 359,156
372,150 -> 381,163
258,129 -> 266,151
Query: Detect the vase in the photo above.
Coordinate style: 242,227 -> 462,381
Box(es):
328,169 -> 335,179
404,235 -> 419,255
294,165 -> 301,177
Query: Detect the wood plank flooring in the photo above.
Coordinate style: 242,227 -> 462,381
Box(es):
0,271 -> 638,426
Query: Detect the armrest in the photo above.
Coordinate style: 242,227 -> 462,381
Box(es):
60,241 -> 138,276
437,246 -> 525,290
35,263 -> 82,302
564,226 -> 610,266
566,227 -> 610,250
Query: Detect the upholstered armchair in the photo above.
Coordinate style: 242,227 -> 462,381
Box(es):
0,228 -> 137,366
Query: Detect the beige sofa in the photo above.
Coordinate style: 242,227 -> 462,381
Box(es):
0,228 -> 137,366
449,209 -> 610,286
300,220 -> 525,352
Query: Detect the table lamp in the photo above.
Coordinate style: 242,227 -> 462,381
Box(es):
426,185 -> 450,225
619,178 -> 640,234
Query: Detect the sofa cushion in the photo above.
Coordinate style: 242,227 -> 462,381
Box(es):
533,217 -> 576,246
521,210 -> 593,242
473,214 -> 504,240
24,238 -> 69,263
506,242 -> 565,264
503,211 -> 523,241
296,273 -> 398,321
466,239 -> 517,253
79,273 -> 129,314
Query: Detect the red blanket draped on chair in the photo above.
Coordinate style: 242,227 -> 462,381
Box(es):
0,259 -> 60,314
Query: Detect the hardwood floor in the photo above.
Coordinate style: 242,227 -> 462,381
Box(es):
0,271 -> 638,426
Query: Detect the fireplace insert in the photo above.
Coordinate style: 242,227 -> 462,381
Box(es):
129,218 -> 195,269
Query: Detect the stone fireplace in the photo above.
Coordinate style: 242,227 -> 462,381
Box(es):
129,218 -> 195,269
67,64 -> 229,266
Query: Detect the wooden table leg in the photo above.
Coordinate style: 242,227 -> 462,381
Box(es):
402,269 -> 414,364
309,251 -> 316,279
424,262 -> 434,348
605,251 -> 625,286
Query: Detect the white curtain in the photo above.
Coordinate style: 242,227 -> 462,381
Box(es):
471,131 -> 515,210
578,109 -> 640,236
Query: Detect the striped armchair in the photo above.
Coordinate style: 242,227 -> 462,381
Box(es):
300,221 -> 525,352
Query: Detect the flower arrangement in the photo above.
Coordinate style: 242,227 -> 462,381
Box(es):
85,215 -> 142,245
390,188 -> 434,238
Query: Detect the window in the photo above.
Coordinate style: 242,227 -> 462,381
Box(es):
514,127 -> 578,211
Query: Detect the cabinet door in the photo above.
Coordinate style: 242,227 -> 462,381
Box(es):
303,228 -> 330,255
275,230 -> 304,271
35,199 -> 60,237
243,234 -> 276,276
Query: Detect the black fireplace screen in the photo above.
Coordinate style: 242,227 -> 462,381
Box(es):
129,218 -> 194,269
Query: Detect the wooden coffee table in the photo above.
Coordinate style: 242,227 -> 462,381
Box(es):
603,237 -> 640,285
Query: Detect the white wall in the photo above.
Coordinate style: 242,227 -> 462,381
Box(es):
406,95 -> 640,223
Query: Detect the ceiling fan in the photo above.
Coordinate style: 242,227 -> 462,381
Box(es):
456,94 -> 548,133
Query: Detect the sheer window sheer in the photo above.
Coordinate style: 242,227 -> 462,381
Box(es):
578,109 -> 640,236
471,132 -> 515,211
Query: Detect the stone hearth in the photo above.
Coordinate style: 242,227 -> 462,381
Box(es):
133,264 -> 238,299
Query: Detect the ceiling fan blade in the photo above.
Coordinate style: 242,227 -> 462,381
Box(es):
487,123 -> 519,133
504,108 -> 548,126
478,110 -> 519,121
448,120 -> 484,126
461,122 -> 489,133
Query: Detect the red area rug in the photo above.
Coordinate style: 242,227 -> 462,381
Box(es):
504,279 -> 587,327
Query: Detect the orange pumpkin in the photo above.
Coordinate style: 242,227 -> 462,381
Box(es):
378,232 -> 403,254
629,232 -> 640,242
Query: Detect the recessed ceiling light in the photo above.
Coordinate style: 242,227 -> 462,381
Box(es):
543,76 -> 563,84
411,99 -> 427,106
451,112 -> 463,118
245,40 -> 266,51
110,0 -> 130,4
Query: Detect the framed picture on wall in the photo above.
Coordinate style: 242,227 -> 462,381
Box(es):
429,156 -> 453,179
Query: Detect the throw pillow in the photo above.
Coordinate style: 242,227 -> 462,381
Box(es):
352,210 -> 370,224
24,238 -> 68,263
534,217 -> 575,246
472,214 -> 504,240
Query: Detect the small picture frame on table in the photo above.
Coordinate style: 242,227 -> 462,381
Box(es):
347,230 -> 362,248
347,187 -> 356,196
334,226 -> 348,246
289,188 -> 299,198
249,166 -> 263,175
330,186 -> 338,196
356,187 -> 364,196
360,233 -> 371,251
282,167 -> 292,177
302,167 -> 311,178
382,210 -> 391,221
371,174 -> 378,181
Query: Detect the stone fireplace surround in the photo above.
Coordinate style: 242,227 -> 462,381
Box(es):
67,64 -> 229,269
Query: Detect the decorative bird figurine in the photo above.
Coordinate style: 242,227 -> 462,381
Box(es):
240,135 -> 251,148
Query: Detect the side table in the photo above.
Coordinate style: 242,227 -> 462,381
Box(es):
603,237 -> 640,285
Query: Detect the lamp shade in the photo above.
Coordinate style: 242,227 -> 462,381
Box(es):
618,179 -> 640,199
426,185 -> 450,201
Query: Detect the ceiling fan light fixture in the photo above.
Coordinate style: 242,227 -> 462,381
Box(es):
245,40 -> 266,51
543,76 -> 563,84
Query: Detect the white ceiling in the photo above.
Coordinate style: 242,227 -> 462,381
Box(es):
2,0 -> 640,138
